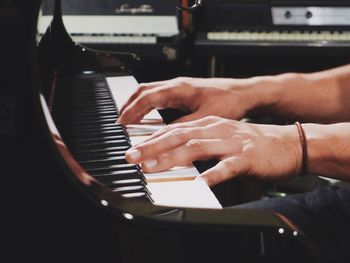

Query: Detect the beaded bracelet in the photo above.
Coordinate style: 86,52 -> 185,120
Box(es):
295,122 -> 308,177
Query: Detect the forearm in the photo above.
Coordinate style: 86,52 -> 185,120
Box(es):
234,64 -> 350,123
303,123 -> 350,182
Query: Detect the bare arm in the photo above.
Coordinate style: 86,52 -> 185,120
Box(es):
242,64 -> 350,123
118,64 -> 350,125
303,122 -> 350,182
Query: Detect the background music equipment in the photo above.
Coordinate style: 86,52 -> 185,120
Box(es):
37,0 -> 187,61
193,0 -> 350,77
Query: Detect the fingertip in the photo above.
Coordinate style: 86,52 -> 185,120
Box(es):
194,175 -> 210,186
117,116 -> 126,126
125,148 -> 141,163
199,168 -> 218,187
118,111 -> 136,126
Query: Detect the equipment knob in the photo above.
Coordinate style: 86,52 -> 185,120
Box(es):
284,10 -> 292,19
305,11 -> 313,19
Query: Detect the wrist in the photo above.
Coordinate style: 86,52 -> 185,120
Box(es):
230,75 -> 283,117
302,123 -> 350,181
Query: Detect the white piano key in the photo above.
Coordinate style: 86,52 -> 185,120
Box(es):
206,30 -> 350,42
129,135 -> 149,146
106,76 -> 163,121
147,179 -> 222,209
144,166 -> 199,183
126,124 -> 166,136
106,76 -> 221,209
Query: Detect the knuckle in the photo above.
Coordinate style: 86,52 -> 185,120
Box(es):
220,159 -> 235,172
174,77 -> 191,87
139,90 -> 155,105
138,83 -> 149,92
139,141 -> 158,155
186,139 -> 204,152
174,76 -> 188,82
162,124 -> 177,133
143,89 -> 162,106
205,115 -> 220,122
170,128 -> 188,141
212,120 -> 234,136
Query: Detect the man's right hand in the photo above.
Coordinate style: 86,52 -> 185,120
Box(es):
118,77 -> 254,125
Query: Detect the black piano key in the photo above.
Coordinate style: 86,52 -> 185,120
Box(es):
62,130 -> 125,140
69,135 -> 126,144
120,190 -> 153,202
102,178 -> 144,188
72,145 -> 130,154
61,122 -> 120,129
70,110 -> 117,118
88,168 -> 140,176
89,169 -> 146,184
75,150 -> 128,161
112,185 -> 146,194
72,99 -> 114,106
79,155 -> 127,166
54,73 -> 153,202
73,91 -> 111,97
73,145 -> 130,154
87,164 -> 146,181
67,117 -> 117,124
60,124 -> 124,134
66,116 -> 118,123
121,192 -> 148,200
81,160 -> 130,172
70,141 -> 130,153
113,186 -> 153,200
68,106 -> 116,113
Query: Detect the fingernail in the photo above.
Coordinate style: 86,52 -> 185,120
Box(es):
143,159 -> 158,169
126,148 -> 141,161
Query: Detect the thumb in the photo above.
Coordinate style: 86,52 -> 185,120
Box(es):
198,156 -> 249,187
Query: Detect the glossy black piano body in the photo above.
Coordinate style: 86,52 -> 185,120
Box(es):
4,1 -> 318,262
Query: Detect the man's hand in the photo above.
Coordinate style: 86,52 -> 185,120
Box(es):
118,77 -> 253,125
125,116 -> 302,186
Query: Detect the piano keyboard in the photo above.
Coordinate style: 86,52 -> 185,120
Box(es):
70,34 -> 157,44
37,15 -> 178,45
199,30 -> 350,47
207,30 -> 350,42
54,72 -> 221,209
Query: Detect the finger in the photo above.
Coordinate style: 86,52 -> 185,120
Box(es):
198,156 -> 249,187
119,85 -> 151,115
118,87 -> 171,125
125,126 -> 207,163
119,81 -> 167,114
141,139 -> 229,172
143,116 -> 220,143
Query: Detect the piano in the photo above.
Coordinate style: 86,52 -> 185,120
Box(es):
193,0 -> 350,77
37,0 -> 188,61
3,0 -> 318,262
194,0 -> 350,55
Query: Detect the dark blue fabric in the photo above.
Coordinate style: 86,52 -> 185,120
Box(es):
234,186 -> 350,262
